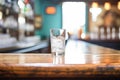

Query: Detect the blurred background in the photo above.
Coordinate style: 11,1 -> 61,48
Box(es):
0,0 -> 120,52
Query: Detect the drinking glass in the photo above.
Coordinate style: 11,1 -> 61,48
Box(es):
50,28 -> 66,56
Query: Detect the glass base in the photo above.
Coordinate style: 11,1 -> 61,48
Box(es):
52,52 -> 65,64
52,52 -> 64,56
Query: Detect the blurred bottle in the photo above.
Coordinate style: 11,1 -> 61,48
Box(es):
4,16 -> 18,31
3,16 -> 18,39
106,27 -> 111,40
25,23 -> 34,36
119,27 -> 120,39
12,0 -> 20,13
94,27 -> 99,39
100,27 -> 105,40
111,27 -> 116,40
0,0 -> 5,5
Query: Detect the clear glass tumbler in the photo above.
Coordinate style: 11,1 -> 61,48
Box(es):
50,28 -> 66,55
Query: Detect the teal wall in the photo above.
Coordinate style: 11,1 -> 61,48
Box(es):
34,0 -> 42,15
34,0 -> 62,39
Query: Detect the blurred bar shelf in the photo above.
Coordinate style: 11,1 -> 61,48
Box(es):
0,40 -> 48,53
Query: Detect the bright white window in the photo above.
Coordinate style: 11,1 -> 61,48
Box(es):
62,2 -> 86,35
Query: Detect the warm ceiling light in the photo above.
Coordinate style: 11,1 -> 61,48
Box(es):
118,1 -> 120,10
46,6 -> 56,14
104,2 -> 111,10
92,2 -> 98,8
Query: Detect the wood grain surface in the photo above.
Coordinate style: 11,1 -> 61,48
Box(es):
0,40 -> 120,78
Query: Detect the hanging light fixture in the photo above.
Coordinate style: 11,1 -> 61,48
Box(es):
118,1 -> 120,10
90,2 -> 102,22
104,2 -> 111,10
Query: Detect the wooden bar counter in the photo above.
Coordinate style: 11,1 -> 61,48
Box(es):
0,40 -> 120,79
